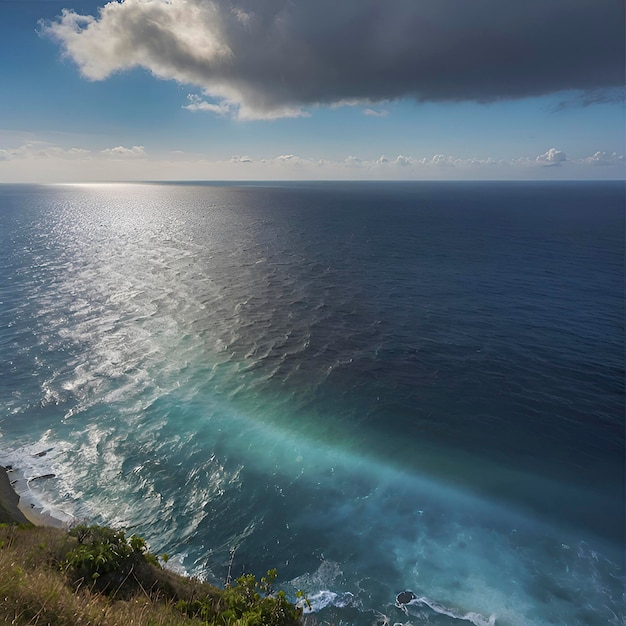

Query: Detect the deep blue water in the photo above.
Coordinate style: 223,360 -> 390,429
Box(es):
0,181 -> 623,625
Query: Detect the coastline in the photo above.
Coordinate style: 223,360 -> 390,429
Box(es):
0,466 -> 32,525
0,465 -> 70,528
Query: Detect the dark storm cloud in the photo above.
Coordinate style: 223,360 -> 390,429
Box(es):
43,0 -> 624,118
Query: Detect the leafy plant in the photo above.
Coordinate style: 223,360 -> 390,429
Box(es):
0,522 -> 305,625
63,524 -> 156,592
177,569 -> 302,626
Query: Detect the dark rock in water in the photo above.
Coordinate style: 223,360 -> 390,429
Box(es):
33,448 -> 53,458
29,474 -> 56,482
396,591 -> 416,605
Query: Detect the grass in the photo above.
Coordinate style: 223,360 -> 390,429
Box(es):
0,523 -> 306,626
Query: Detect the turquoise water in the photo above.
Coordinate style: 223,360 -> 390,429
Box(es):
0,181 -> 623,625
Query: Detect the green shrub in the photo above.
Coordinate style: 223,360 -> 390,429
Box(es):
63,524 -> 158,594
177,569 -> 301,626
0,523 -> 304,625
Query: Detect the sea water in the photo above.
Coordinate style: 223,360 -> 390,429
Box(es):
0,181 -> 623,625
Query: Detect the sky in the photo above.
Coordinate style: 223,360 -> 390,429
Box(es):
0,0 -> 624,182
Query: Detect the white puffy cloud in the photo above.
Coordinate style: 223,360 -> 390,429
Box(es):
184,95 -> 232,116
230,155 -> 252,163
344,156 -> 363,167
183,93 -> 308,119
100,145 -> 146,158
0,143 -> 91,161
2,140 -> 624,182
273,154 -> 310,167
393,155 -> 416,167
579,151 -> 624,166
536,148 -> 567,166
42,0 -> 624,120
225,150 -> 622,177
421,154 -> 456,167
0,143 -> 148,162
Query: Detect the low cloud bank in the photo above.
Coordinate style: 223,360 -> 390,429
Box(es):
1,142 -> 623,182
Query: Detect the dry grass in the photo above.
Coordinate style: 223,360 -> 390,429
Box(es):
0,524 -> 251,626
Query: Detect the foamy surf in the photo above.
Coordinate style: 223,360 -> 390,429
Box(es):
298,590 -> 356,613
1,444 -> 75,528
397,591 -> 496,626
291,585 -> 496,626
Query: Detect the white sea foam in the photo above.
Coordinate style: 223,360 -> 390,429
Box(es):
400,594 -> 496,626
1,443 -> 74,528
298,590 -> 356,613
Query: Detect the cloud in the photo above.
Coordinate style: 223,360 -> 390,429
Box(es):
100,145 -> 146,158
0,143 -> 147,162
2,140 -> 624,182
184,94 -> 232,116
0,143 -> 91,160
259,152 -> 505,172
579,151 -> 624,167
394,155 -> 416,167
421,154 -> 455,167
362,108 -> 388,117
536,148 -> 567,166
273,154 -> 310,167
42,0 -> 625,120
555,87 -> 625,111
344,156 -> 363,167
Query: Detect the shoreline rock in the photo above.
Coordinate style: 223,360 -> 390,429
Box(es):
0,466 -> 32,525
1,465 -> 71,527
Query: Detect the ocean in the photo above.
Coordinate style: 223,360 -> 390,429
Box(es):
0,181 -> 623,625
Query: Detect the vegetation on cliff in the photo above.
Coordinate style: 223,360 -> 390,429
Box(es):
0,522 -> 304,626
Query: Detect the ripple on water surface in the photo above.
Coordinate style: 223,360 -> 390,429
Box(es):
0,182 -> 623,625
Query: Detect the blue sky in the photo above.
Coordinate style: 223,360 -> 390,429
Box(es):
0,0 -> 624,182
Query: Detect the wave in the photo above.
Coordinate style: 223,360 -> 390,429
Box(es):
290,579 -> 497,626
1,443 -> 74,528
397,591 -> 496,626
299,590 -> 356,613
